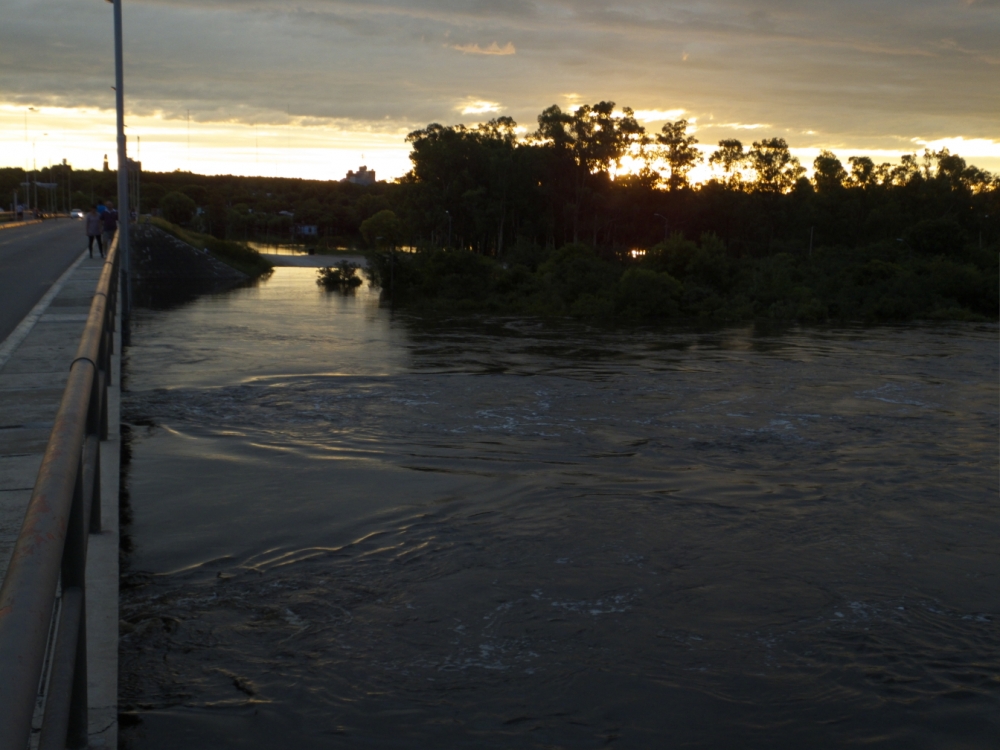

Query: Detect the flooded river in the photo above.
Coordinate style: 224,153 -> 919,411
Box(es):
119,268 -> 999,749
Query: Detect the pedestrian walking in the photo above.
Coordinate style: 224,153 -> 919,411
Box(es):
85,206 -> 104,258
102,201 -> 118,251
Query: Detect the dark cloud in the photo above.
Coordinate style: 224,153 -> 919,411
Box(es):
1,0 -> 998,156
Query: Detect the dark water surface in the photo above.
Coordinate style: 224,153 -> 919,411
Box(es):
119,269 -> 999,749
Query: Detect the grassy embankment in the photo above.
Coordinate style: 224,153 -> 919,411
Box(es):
364,234 -> 999,324
148,216 -> 273,277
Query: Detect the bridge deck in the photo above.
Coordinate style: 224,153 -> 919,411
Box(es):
0,252 -> 120,748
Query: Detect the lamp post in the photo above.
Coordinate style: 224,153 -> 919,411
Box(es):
444,210 -> 452,249
107,0 -> 131,341
653,213 -> 669,243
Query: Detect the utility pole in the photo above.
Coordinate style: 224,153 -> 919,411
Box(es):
111,0 -> 131,342
135,137 -> 141,218
24,109 -> 30,212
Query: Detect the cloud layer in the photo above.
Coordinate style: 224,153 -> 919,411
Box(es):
2,0 -> 998,175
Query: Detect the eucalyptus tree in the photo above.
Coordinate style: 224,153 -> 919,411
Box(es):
847,156 -> 877,188
708,139 -> 748,190
655,119 -> 702,190
404,117 -> 529,254
812,150 -> 848,193
534,101 -> 646,243
747,138 -> 804,193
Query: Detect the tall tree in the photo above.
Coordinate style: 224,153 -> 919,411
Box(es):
747,138 -> 804,193
655,119 -> 701,190
812,150 -> 847,193
536,101 -> 645,175
709,139 -> 748,189
847,156 -> 876,188
533,101 -> 646,242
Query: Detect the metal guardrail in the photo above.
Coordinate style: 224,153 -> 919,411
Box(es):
0,235 -> 120,749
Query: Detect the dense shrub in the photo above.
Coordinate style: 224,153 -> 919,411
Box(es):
159,192 -> 196,226
615,268 -> 682,320
360,234 -> 997,324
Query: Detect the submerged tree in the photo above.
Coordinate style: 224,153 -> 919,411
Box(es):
317,261 -> 363,290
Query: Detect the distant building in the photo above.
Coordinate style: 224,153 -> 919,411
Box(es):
296,225 -> 318,236
345,165 -> 375,186
102,154 -> 110,172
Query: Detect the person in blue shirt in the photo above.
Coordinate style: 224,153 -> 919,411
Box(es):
102,202 -> 118,251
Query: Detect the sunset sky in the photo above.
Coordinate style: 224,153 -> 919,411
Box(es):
2,0 -> 998,181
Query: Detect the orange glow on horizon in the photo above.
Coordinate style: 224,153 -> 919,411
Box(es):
3,104 -> 998,184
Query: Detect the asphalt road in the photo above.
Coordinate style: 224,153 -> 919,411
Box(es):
0,221 -> 89,343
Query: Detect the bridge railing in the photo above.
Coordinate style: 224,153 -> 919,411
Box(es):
0,236 -> 120,749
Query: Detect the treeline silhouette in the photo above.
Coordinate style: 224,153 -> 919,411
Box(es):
375,101 -> 997,322
4,99 -> 995,321
396,102 -> 997,257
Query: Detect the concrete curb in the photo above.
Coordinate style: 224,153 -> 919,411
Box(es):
0,220 -> 43,231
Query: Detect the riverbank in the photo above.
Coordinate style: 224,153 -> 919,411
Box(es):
146,218 -> 273,278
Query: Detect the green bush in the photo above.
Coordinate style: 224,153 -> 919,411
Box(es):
904,217 -> 965,256
355,233 -> 997,324
159,192 -> 196,226
615,268 -> 682,319
538,244 -> 620,310
643,233 -> 698,278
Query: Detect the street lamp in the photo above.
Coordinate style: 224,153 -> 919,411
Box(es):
653,213 -> 669,243
444,210 -> 452,249
106,0 -> 131,341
